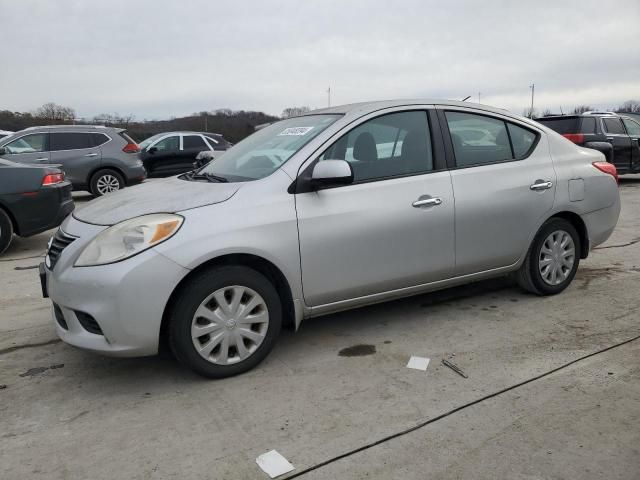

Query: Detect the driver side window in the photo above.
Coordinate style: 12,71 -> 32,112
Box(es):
320,111 -> 433,182
4,133 -> 47,154
153,135 -> 180,152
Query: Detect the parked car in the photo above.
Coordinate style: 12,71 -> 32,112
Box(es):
0,125 -> 147,196
0,129 -> 13,139
0,158 -> 73,254
536,112 -> 640,174
42,100 -> 620,378
138,131 -> 231,177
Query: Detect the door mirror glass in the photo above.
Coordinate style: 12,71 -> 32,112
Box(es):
311,159 -> 353,188
0,147 -> 6,156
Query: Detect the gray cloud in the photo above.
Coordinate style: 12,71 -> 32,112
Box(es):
1,0 -> 639,118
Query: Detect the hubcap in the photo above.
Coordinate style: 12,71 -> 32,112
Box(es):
191,286 -> 269,365
96,174 -> 120,195
539,230 -> 575,286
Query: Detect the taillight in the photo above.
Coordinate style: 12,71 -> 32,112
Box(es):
562,133 -> 585,144
122,142 -> 140,153
592,161 -> 618,184
42,173 -> 65,186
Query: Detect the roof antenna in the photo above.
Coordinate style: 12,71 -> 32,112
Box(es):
461,96 -> 471,102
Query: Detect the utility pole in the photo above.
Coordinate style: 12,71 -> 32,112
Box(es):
204,112 -> 208,132
327,86 -> 331,108
529,83 -> 535,118
478,92 -> 481,103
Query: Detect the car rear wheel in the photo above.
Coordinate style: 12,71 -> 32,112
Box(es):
516,218 -> 580,295
90,169 -> 124,196
168,265 -> 282,378
0,209 -> 13,255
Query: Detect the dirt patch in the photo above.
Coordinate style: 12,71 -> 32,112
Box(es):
338,344 -> 376,357
575,266 -> 626,290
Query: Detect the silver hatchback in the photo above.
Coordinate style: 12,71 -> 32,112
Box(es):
43,100 -> 620,377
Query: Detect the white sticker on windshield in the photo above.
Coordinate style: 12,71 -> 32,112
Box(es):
278,127 -> 314,136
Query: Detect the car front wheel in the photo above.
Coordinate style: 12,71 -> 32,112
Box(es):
168,265 -> 282,378
516,218 -> 580,295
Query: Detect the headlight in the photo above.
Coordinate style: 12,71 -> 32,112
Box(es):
75,214 -> 183,267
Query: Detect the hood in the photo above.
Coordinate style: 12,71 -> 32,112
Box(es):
73,176 -> 242,225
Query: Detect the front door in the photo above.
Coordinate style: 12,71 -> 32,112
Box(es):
621,117 -> 640,172
296,110 -> 455,307
441,108 -> 556,275
602,117 -> 632,172
144,134 -> 181,176
1,133 -> 50,165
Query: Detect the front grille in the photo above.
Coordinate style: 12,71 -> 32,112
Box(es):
75,311 -> 103,335
46,229 -> 76,270
53,303 -> 68,330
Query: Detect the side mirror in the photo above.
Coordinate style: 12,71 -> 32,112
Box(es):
310,159 -> 353,189
148,146 -> 157,154
0,147 -> 6,156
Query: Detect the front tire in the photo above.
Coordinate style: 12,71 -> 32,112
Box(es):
516,218 -> 580,295
168,266 -> 282,378
90,169 -> 124,196
0,209 -> 13,255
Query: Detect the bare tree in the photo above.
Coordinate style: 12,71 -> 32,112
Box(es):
522,107 -> 538,118
35,102 -> 76,124
281,106 -> 311,118
615,100 -> 640,113
572,105 -> 593,114
541,108 -> 553,117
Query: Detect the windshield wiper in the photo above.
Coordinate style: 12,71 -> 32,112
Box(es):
185,171 -> 229,183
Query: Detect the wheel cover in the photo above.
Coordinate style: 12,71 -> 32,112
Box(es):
538,230 -> 575,286
191,285 -> 269,365
96,174 -> 120,194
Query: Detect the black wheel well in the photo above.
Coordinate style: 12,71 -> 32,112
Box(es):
550,211 -> 589,259
0,202 -> 19,236
159,253 -> 296,351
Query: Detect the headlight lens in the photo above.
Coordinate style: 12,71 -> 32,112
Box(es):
75,214 -> 183,266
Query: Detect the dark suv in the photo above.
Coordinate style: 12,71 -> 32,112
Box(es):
0,125 -> 147,196
536,112 -> 640,174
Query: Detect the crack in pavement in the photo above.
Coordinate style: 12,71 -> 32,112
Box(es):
594,238 -> 640,250
285,332 -> 640,479
0,339 -> 61,356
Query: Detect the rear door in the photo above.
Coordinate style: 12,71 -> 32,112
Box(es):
601,117 -> 632,171
49,132 -> 101,186
621,117 -> 640,171
440,107 -> 555,276
1,133 -> 50,164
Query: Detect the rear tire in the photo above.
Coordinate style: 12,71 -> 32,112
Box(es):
516,218 -> 580,295
0,209 -> 13,255
168,265 -> 282,378
90,169 -> 124,197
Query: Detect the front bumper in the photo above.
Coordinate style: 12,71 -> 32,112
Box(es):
45,217 -> 189,357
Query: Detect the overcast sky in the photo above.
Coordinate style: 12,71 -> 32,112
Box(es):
1,0 -> 639,119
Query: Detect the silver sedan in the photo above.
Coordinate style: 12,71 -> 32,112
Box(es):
43,99 -> 620,377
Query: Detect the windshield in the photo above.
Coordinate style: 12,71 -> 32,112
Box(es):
138,133 -> 165,149
198,114 -> 340,181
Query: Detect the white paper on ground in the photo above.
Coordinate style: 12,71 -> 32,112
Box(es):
406,356 -> 430,371
256,450 -> 295,478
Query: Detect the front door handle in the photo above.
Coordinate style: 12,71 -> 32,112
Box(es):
530,180 -> 553,191
412,197 -> 442,208
84,153 -> 98,157
35,157 -> 48,162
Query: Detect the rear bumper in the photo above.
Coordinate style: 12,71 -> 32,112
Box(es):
125,164 -> 147,185
582,200 -> 621,249
14,182 -> 74,237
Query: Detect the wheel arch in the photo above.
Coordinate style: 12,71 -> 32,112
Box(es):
548,211 -> 589,259
159,253 -> 296,351
88,165 -> 127,185
0,201 -> 20,236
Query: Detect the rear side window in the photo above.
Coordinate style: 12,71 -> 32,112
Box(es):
622,118 -> 640,136
91,133 -> 110,146
119,132 -> 137,144
579,117 -> 596,134
50,132 -> 93,151
183,135 -> 207,149
536,117 -> 580,134
445,112 -> 512,166
507,124 -> 536,159
603,117 -> 626,134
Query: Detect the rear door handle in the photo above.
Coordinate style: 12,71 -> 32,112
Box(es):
84,153 -> 98,157
35,157 -> 48,162
530,180 -> 553,191
412,197 -> 442,208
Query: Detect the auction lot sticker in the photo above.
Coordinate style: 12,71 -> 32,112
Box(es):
278,127 -> 314,136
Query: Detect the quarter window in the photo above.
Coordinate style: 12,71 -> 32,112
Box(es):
4,133 -> 47,154
320,111 -> 433,182
603,117 -> 626,134
91,133 -> 110,146
507,123 -> 536,159
183,135 -> 207,150
50,132 -> 93,151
